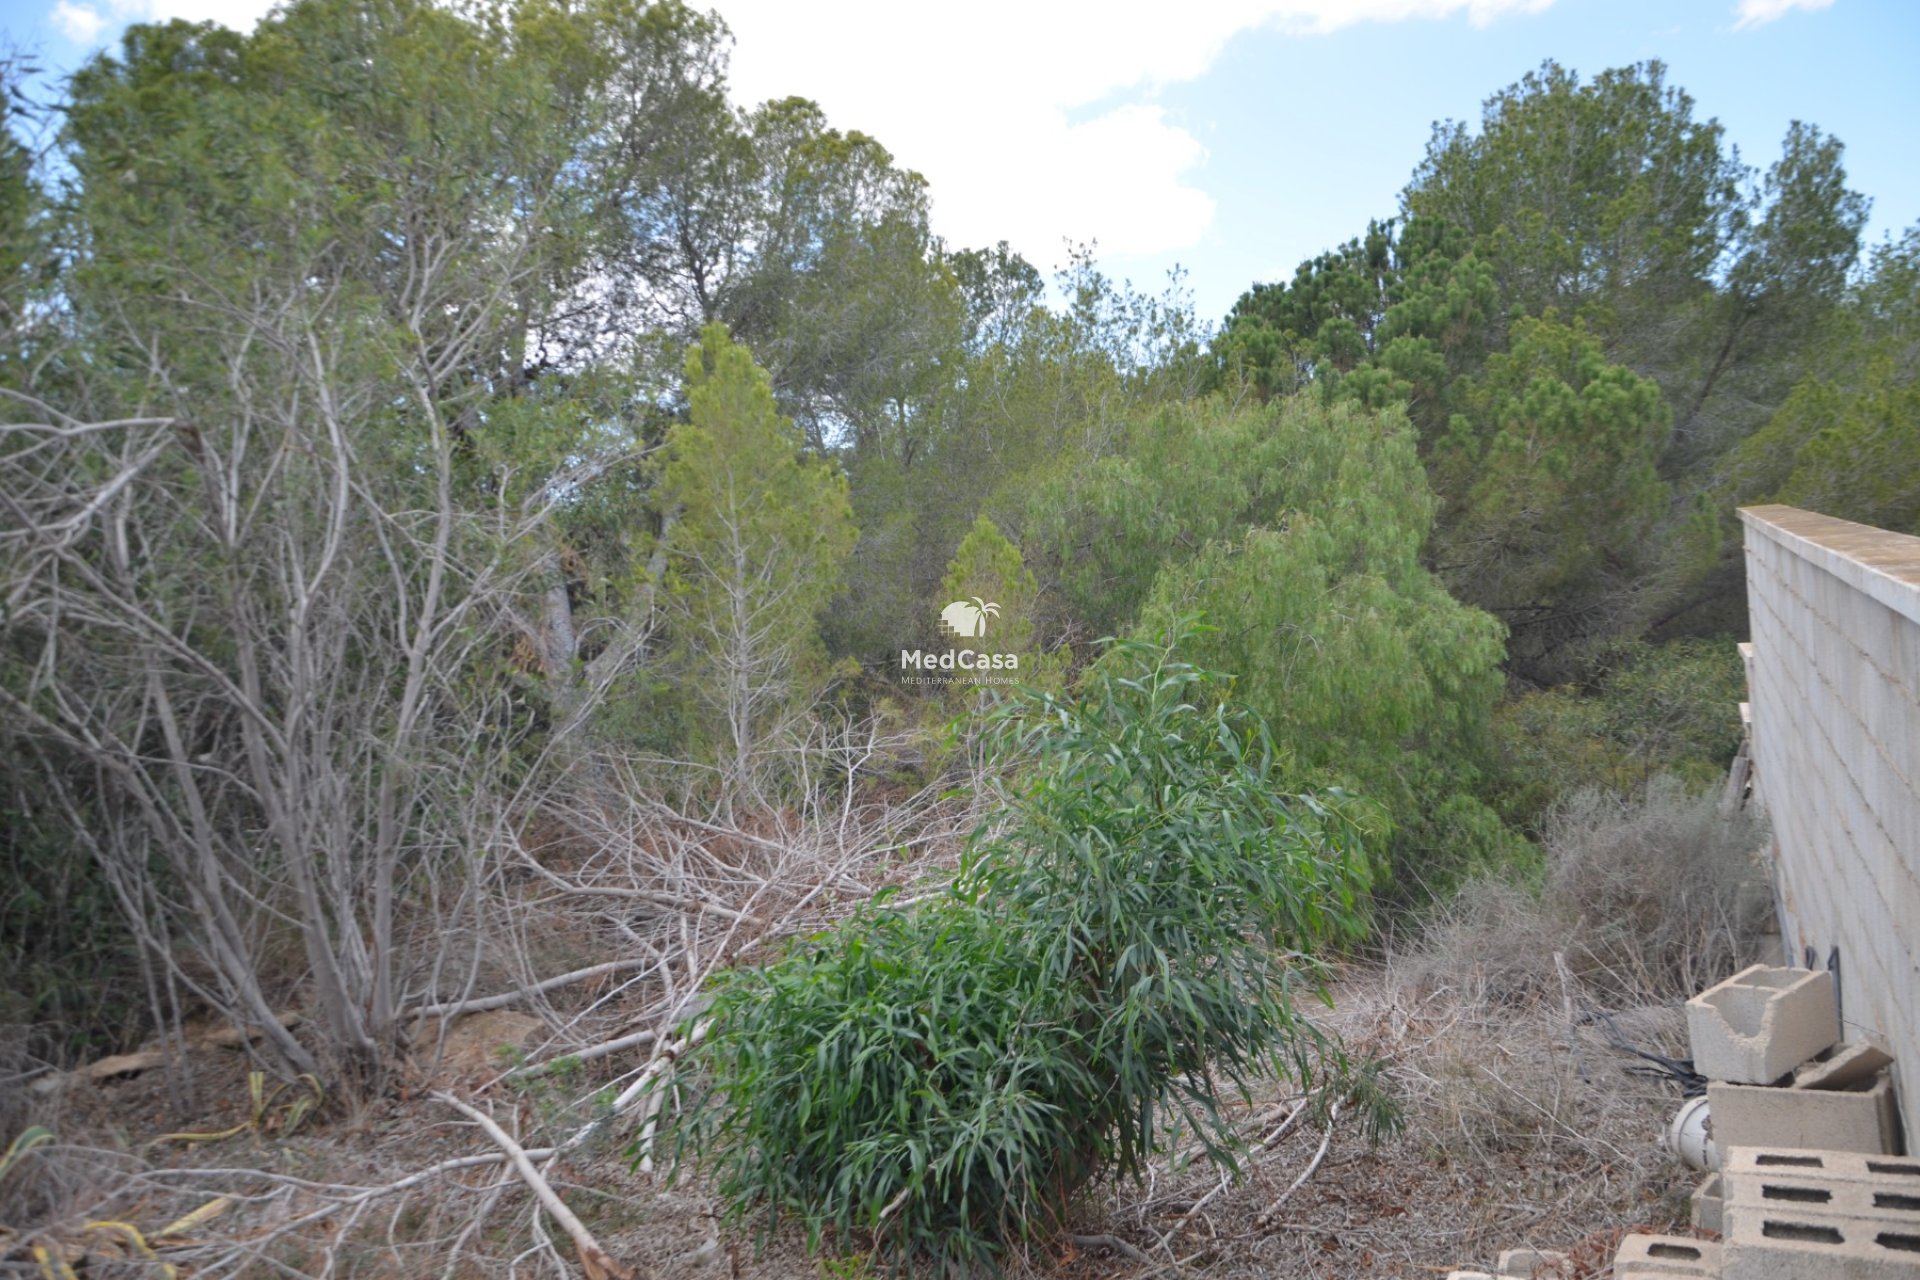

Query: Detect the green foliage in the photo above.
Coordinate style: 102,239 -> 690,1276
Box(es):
0,57 -> 49,382
935,515 -> 1063,698
1491,639 -> 1746,830
1111,397 -> 1513,886
826,251 -> 1203,668
661,324 -> 857,772
1213,217 -> 1494,424
1221,60 -> 1870,678
939,517 -> 1034,638
1728,225 -> 1920,535
1435,315 -> 1674,675
1407,61 -> 1743,336
670,628 -> 1385,1273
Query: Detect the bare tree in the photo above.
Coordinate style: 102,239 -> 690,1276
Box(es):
0,262 -> 563,1090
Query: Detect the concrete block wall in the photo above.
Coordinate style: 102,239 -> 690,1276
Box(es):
1740,505 -> 1920,1145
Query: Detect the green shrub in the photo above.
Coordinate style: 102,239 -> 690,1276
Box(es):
667,625 -> 1387,1273
1491,638 -> 1745,832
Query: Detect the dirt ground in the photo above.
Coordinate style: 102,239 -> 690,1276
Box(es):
2,960 -> 1713,1280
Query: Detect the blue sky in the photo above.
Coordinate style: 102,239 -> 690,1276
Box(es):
1122,0 -> 1920,320
5,0 -> 1915,324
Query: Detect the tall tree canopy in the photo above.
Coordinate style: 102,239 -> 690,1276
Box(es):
1216,59 -> 1868,679
1726,225 -> 1920,535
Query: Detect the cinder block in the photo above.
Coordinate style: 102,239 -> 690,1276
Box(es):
1798,1041 -> 1898,1091
1726,1166 -> 1920,1224
1723,1209 -> 1920,1277
1723,1146 -> 1920,1191
1496,1247 -> 1569,1276
1611,1233 -> 1721,1277
1687,965 -> 1839,1084
1709,1072 -> 1902,1156
1722,1148 -> 1920,1187
1691,1171 -> 1724,1234
1721,1147 -> 1920,1276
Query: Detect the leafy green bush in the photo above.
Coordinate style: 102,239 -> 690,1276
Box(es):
668,626 -> 1386,1273
1024,394 -> 1512,893
1491,638 -> 1745,831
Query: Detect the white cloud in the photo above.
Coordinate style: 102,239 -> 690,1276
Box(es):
719,0 -> 1555,263
43,0 -> 1557,265
47,0 -> 280,44
1731,0 -> 1836,29
50,0 -> 111,42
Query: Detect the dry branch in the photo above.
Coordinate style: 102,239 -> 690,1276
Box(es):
407,959 -> 654,1020
1164,1098 -> 1312,1245
1254,1099 -> 1341,1228
503,1029 -> 659,1082
435,1093 -> 640,1280
596,1019 -> 711,1173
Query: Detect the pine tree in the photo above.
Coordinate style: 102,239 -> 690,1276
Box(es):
661,324 -> 856,783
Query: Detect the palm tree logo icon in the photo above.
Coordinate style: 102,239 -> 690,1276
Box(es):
940,597 -> 1000,640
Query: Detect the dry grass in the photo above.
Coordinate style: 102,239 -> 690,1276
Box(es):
1401,778 -> 1773,1007
0,963 -> 1707,1280
1,776 -> 1764,1279
1044,961 -> 1703,1280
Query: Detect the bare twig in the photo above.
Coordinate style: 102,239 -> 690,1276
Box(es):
435,1092 -> 640,1280
1163,1099 -> 1312,1247
502,1029 -> 659,1082
1553,951 -> 1592,1083
408,959 -> 654,1020
1254,1099 -> 1341,1228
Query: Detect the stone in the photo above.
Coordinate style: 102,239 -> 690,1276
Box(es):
1496,1247 -> 1570,1276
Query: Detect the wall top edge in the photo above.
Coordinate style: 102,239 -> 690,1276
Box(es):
1740,504 -> 1920,627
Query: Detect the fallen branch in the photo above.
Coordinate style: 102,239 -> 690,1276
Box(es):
1165,1100 -> 1312,1246
435,1092 -> 639,1280
1254,1099 -> 1341,1228
516,853 -> 765,927
187,1019 -> 711,1263
503,1029 -> 660,1082
619,1019 -> 711,1175
1069,1233 -> 1154,1267
30,1013 -> 305,1094
408,959 -> 652,1020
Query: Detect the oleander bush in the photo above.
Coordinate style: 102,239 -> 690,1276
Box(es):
668,625 -> 1391,1273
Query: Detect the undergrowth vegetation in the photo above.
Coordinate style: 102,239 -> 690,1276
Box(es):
669,628 -> 1395,1273
0,10 -> 1856,1275
1406,778 -> 1771,1007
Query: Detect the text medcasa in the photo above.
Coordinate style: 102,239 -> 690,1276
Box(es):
899,648 -> 1020,671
